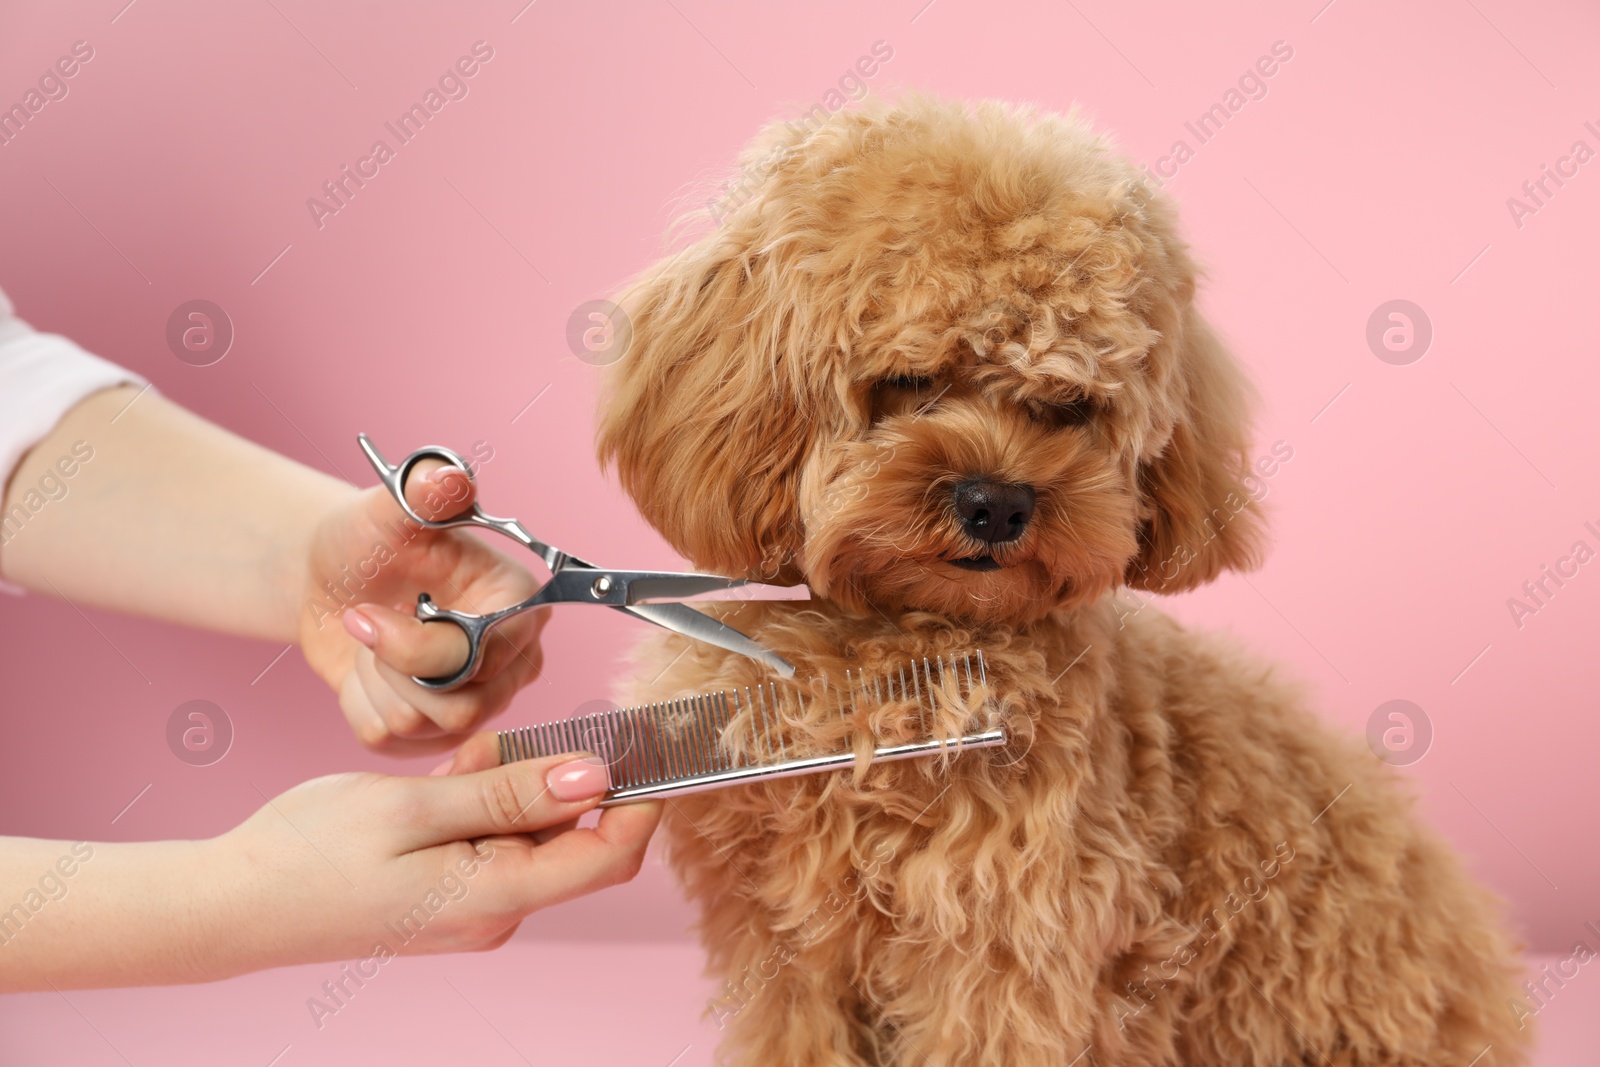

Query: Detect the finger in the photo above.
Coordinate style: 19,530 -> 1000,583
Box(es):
499,801 -> 664,909
346,602 -> 472,682
350,643 -> 521,753
372,655 -> 519,737
397,753 -> 612,849
532,817 -> 580,846
343,658 -> 492,757
402,459 -> 477,523
447,731 -> 613,842
338,668 -> 396,749
364,612 -> 548,736
446,731 -> 504,775
354,644 -> 443,740
435,740 -> 560,853
374,604 -> 547,698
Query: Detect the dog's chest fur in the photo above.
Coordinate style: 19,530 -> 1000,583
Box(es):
623,599 -> 1218,1055
619,597 -> 1529,1066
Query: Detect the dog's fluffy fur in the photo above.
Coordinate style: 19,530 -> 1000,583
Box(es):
595,92 -> 1531,1066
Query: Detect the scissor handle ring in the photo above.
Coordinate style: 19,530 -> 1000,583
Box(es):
387,445 -> 478,531
359,433 -> 543,555
410,594 -> 489,691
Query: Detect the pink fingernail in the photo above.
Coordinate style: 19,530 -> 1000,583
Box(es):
342,608 -> 377,648
428,758 -> 453,776
546,759 -> 608,801
420,466 -> 465,491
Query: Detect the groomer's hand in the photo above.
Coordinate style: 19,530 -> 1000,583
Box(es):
2,385 -> 545,755
298,459 -> 549,754
217,741 -> 662,970
0,740 -> 664,992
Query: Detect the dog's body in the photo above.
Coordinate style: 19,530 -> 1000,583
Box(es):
597,93 -> 1530,1066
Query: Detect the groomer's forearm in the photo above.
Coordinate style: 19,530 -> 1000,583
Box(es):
0,836 -> 239,991
0,385 -> 355,641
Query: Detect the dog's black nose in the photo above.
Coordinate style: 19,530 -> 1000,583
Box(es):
952,480 -> 1035,544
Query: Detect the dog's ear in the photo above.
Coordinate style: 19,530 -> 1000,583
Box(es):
595,245 -> 815,584
1124,308 -> 1266,594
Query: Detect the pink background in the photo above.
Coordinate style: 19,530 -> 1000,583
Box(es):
2,0 -> 1597,1062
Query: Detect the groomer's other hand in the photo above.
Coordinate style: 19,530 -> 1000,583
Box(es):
220,750 -> 663,970
297,458 -> 549,754
0,739 -> 661,993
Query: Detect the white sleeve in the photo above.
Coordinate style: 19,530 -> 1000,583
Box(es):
0,285 -> 148,488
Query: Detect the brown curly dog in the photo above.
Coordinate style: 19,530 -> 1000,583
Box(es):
594,91 -> 1531,1067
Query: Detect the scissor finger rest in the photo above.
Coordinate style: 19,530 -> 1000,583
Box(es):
408,596 -> 493,690
357,434 -> 475,530
410,594 -> 550,691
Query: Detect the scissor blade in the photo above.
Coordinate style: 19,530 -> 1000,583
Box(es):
618,601 -> 796,678
624,575 -> 752,603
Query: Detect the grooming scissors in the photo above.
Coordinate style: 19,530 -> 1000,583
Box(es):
357,433 -> 801,690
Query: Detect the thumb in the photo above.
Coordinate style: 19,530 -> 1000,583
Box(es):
400,458 -> 478,524
396,751 -> 611,850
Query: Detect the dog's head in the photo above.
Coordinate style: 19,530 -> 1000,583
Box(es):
597,92 -> 1264,626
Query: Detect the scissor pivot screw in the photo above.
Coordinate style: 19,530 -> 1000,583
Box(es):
590,575 -> 614,599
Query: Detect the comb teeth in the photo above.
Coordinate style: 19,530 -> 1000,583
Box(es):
496,650 -> 1000,805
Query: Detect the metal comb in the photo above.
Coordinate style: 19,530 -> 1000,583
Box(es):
496,650 -> 1005,806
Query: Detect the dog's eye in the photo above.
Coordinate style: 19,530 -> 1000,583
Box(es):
1029,395 -> 1097,429
879,374 -> 934,393
871,374 -> 942,421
